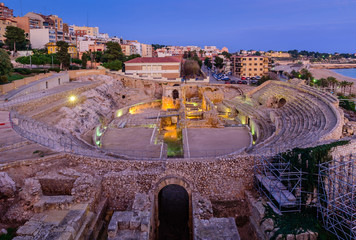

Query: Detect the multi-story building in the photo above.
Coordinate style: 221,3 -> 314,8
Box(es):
0,3 -> 13,18
71,25 -> 99,37
141,43 -> 153,57
125,57 -> 181,79
49,15 -> 63,31
231,55 -> 270,77
0,17 -> 17,42
120,44 -> 136,56
30,28 -> 75,49
46,42 -> 77,58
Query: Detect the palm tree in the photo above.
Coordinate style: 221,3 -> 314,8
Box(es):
348,82 -> 354,96
327,77 -> 338,92
340,81 -> 349,95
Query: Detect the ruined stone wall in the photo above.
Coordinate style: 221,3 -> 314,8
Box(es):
1,153 -> 255,213
66,154 -> 255,210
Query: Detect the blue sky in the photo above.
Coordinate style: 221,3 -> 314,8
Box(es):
4,0 -> 356,53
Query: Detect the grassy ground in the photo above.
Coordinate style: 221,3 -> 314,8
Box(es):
7,74 -> 25,82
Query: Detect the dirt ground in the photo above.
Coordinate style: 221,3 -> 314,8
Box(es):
186,127 -> 250,157
212,199 -> 258,240
101,127 -> 162,158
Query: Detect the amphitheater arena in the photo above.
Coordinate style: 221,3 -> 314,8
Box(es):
0,72 -> 355,240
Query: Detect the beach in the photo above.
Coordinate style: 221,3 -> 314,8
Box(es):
310,68 -> 356,95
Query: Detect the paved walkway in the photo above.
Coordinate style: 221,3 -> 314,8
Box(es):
0,73 -> 67,100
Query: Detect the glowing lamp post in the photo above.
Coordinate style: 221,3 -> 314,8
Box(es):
69,95 -> 77,103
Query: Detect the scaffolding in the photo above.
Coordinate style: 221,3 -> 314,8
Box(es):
254,154 -> 303,213
318,155 -> 356,240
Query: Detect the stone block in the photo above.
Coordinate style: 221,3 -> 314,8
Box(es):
17,222 -> 41,236
0,172 -> 16,198
118,211 -> 133,230
296,232 -> 309,240
129,215 -> 141,230
132,193 -> 150,212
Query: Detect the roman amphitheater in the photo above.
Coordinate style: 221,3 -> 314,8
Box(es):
0,70 -> 355,240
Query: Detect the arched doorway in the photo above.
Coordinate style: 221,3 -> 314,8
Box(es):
158,184 -> 189,240
172,89 -> 179,100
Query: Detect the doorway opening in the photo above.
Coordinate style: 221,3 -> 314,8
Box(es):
158,184 -> 189,240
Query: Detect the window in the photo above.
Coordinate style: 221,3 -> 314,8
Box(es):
254,68 -> 257,71
254,63 -> 257,66
254,58 -> 257,60
249,58 -> 252,60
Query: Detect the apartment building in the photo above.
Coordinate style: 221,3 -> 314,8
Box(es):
141,43 -> 153,57
0,18 -> 17,42
30,28 -> 75,49
0,3 -> 13,18
49,15 -> 63,31
46,42 -> 77,58
125,57 -> 181,79
120,44 -> 136,56
71,25 -> 99,37
231,55 -> 270,77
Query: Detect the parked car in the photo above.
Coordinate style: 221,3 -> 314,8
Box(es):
241,77 -> 246,80
224,81 -> 231,84
237,80 -> 243,84
256,76 -> 261,80
230,80 -> 236,84
251,77 -> 256,80
251,80 -> 258,84
246,77 -> 251,80
242,80 -> 248,84
221,77 -> 230,81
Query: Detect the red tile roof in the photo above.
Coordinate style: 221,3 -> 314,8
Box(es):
125,56 -> 181,64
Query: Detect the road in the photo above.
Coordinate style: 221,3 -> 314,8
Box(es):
202,65 -> 243,84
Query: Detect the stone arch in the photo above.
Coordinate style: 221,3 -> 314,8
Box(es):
172,89 -> 179,100
152,176 -> 193,240
278,98 -> 286,108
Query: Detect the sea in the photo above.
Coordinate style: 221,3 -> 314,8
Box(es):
332,68 -> 356,79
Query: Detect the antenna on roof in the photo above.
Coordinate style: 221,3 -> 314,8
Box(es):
20,0 -> 23,16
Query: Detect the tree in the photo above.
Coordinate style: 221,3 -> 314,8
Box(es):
214,56 -> 224,69
56,41 -> 70,69
0,49 -> 12,84
102,60 -> 122,71
183,60 -> 200,78
81,52 -> 88,69
4,26 -> 28,55
221,51 -> 232,59
204,57 -> 212,69
300,68 -> 313,85
199,50 -> 204,58
102,42 -> 124,63
327,76 -> 338,92
348,82 -> 354,96
253,51 -> 261,56
340,81 -> 349,95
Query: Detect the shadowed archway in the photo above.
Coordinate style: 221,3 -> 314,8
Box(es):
158,184 -> 189,240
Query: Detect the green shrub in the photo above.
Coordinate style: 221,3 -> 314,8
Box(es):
102,60 -> 122,71
69,65 -> 80,70
48,68 -> 61,73
13,68 -> 32,75
31,69 -> 48,74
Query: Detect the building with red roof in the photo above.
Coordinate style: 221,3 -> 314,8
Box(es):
125,57 -> 182,79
